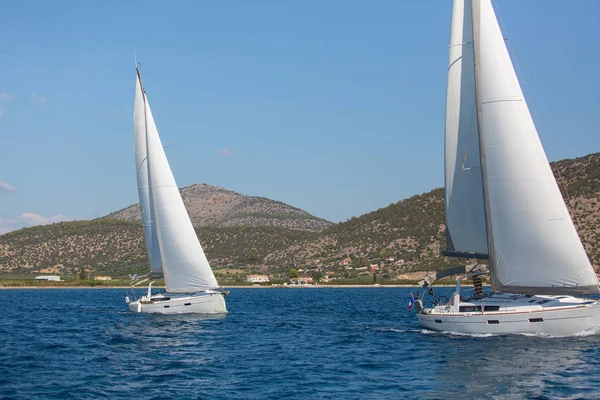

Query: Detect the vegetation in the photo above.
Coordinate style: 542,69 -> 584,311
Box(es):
0,219 -> 148,278
1,153 -> 599,283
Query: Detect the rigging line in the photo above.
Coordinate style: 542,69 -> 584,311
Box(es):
448,41 -> 473,48
463,95 -> 478,171
491,0 -> 574,208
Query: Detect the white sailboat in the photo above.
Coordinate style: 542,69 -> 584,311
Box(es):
125,66 -> 227,314
414,0 -> 600,335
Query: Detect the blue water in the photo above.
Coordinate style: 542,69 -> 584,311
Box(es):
1,287 -> 600,399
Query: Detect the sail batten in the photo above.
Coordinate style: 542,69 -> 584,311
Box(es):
134,69 -> 219,292
468,0 -> 599,294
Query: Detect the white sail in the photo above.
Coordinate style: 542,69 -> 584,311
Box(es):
134,72 -> 162,274
472,0 -> 599,294
137,74 -> 219,292
444,0 -> 488,257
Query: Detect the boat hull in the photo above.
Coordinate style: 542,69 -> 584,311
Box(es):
127,291 -> 227,314
418,302 -> 600,336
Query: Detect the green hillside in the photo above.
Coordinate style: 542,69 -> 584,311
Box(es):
0,219 -> 310,278
264,153 -> 600,275
265,188 -> 453,272
1,153 -> 599,280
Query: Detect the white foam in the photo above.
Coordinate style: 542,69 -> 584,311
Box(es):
420,328 -> 495,337
374,327 -> 422,333
420,328 -> 600,339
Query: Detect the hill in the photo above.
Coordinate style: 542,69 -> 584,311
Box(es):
0,219 -> 311,277
0,153 -> 599,279
264,153 -> 600,275
0,220 -> 147,276
107,184 -> 332,232
264,188 -> 451,272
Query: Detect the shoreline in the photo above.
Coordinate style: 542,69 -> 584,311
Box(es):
0,284 -> 457,290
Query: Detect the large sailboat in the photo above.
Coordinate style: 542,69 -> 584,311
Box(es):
413,0 -> 600,335
125,66 -> 227,314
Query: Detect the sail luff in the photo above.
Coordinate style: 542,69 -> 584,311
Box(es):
142,83 -> 219,292
134,69 -> 162,274
472,0 -> 599,295
444,0 -> 488,257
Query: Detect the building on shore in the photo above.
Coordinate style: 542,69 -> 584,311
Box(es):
290,277 -> 314,285
34,275 -> 61,282
247,274 -> 270,284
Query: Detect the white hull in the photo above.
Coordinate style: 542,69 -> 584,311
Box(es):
417,293 -> 600,336
127,291 -> 227,314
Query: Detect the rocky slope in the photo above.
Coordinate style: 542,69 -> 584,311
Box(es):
107,184 -> 332,232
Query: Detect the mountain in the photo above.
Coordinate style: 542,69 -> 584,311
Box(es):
1,153 -> 599,278
106,184 -> 332,233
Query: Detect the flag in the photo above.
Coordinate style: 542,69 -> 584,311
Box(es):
408,292 -> 415,310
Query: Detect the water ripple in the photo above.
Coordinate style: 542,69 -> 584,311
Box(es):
1,287 -> 600,398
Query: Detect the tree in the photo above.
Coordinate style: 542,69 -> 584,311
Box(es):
247,251 -> 260,263
290,269 -> 298,278
310,271 -> 323,281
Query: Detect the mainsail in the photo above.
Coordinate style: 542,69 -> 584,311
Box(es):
444,0 -> 488,258
134,71 -> 162,274
134,68 -> 219,292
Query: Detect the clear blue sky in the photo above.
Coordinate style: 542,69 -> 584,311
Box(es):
1,1 -> 599,233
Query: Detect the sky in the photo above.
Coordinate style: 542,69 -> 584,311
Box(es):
0,1 -> 599,234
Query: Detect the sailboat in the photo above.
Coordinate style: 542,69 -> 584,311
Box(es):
413,0 -> 600,335
125,66 -> 228,314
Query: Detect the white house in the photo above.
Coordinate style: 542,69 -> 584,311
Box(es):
247,274 -> 270,283
34,275 -> 61,282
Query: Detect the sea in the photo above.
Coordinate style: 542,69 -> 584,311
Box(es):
1,287 -> 600,399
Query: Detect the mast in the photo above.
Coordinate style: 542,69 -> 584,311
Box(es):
138,66 -> 167,281
134,66 -> 164,276
470,0 -> 497,287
